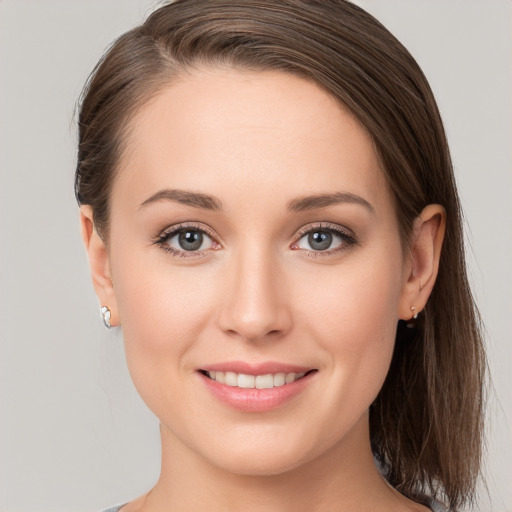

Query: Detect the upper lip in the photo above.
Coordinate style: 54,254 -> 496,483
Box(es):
199,361 -> 314,375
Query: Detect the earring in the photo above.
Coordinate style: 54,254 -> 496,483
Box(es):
100,306 -> 112,329
406,306 -> 419,329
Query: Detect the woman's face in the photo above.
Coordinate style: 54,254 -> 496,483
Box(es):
104,69 -> 412,475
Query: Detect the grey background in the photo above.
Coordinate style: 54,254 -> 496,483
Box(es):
0,1 -> 510,511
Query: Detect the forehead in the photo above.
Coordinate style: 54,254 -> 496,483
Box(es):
113,68 -> 390,214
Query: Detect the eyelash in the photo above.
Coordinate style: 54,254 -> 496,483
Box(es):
153,222 -> 358,259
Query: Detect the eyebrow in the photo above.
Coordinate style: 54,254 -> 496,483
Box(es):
287,192 -> 375,213
140,189 -> 223,211
139,189 -> 374,214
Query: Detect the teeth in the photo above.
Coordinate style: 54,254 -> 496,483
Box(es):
273,373 -> 286,387
206,370 -> 308,389
238,374 -> 255,388
225,372 -> 238,387
255,374 -> 273,389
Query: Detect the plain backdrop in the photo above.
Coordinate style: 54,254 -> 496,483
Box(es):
0,1 -> 510,511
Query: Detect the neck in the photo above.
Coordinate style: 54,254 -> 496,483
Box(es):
140,413 -> 420,512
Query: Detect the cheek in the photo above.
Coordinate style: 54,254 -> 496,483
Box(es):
110,248 -> 217,391
295,246 -> 404,387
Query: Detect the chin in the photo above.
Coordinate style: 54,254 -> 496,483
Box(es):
211,448 -> 311,477
192,427 -> 324,477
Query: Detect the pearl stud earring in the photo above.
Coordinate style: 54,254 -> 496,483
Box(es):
100,306 -> 112,329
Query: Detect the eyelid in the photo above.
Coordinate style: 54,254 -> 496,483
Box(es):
293,222 -> 355,240
156,221 -> 218,242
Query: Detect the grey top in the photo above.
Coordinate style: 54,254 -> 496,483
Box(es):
102,500 -> 447,512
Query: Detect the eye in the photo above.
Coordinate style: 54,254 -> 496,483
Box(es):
300,230 -> 340,251
154,223 -> 220,257
291,224 -> 357,255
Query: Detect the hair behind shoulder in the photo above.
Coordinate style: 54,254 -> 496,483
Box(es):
75,1 -> 486,508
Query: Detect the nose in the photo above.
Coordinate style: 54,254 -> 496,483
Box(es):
217,246 -> 292,343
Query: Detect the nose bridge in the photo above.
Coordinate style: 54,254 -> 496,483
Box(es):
218,241 -> 290,342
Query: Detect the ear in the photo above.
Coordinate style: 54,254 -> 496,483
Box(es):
398,204 -> 446,321
79,205 -> 120,327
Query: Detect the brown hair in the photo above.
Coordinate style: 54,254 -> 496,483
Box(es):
75,0 -> 486,509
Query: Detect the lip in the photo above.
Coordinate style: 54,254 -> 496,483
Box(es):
200,360 -> 312,375
197,361 -> 317,413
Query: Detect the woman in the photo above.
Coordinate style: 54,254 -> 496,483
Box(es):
75,1 -> 485,510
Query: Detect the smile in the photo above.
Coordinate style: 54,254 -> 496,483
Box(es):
202,370 -> 308,389
198,364 -> 317,412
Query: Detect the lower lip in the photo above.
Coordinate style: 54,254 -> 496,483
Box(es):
199,372 -> 315,412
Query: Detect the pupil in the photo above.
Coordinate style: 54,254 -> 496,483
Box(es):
309,231 -> 332,251
178,230 -> 203,251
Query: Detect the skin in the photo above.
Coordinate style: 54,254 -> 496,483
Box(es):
81,69 -> 445,512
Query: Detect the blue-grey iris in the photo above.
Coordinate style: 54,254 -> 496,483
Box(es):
179,230 -> 203,251
309,231 -> 332,251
